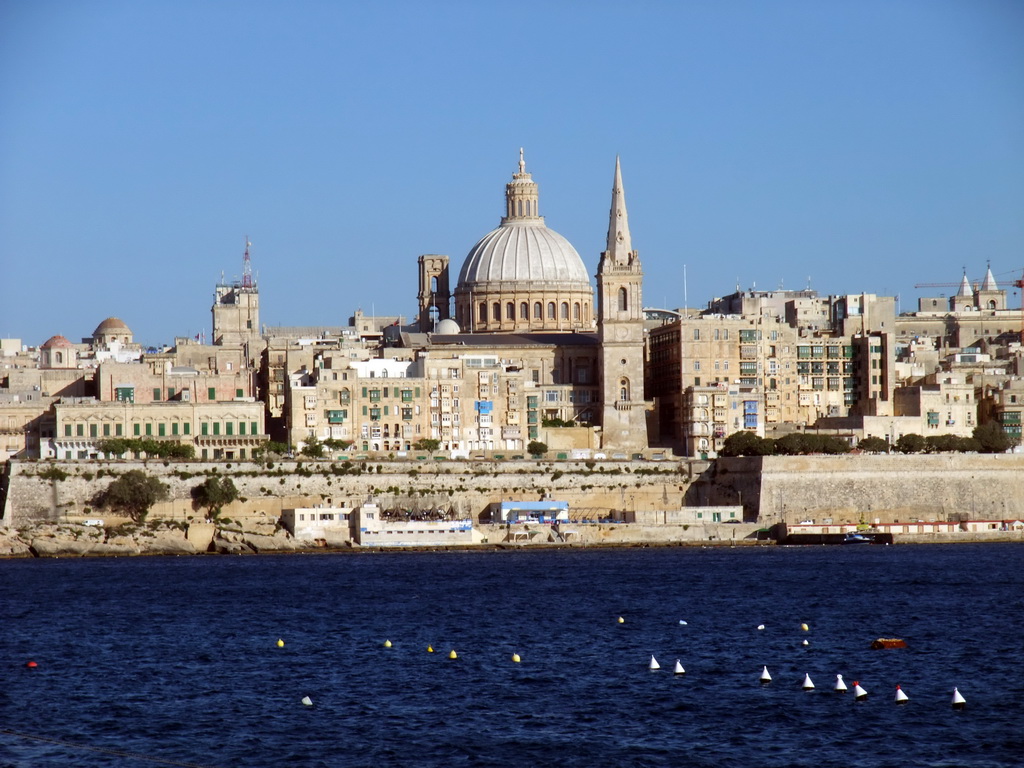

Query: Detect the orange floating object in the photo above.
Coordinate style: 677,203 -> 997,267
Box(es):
25,661 -> 38,668
870,638 -> 908,649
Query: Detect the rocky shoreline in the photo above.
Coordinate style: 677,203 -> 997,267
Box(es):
0,522 -> 311,559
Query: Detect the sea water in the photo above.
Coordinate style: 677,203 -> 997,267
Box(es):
1,544 -> 1022,767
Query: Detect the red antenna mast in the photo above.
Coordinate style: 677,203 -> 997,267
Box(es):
242,235 -> 253,289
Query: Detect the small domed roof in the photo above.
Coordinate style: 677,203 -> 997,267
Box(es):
434,318 -> 461,335
94,317 -> 130,335
41,335 -> 74,349
457,220 -> 590,287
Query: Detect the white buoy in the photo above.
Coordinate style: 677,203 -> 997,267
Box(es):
760,666 -> 772,683
649,655 -> 660,671
301,696 -> 313,707
673,659 -> 685,675
678,620 -> 688,626
835,674 -> 847,693
757,624 -> 766,631
894,684 -> 909,704
802,673 -> 814,691
618,616 -> 625,624
951,687 -> 966,710
802,639 -> 809,646
853,681 -> 868,700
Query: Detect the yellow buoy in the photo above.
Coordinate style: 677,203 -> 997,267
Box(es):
801,623 -> 809,631
383,639 -> 393,648
449,650 -> 458,659
512,653 -> 521,663
617,616 -> 625,624
276,639 -> 284,647
427,645 -> 434,653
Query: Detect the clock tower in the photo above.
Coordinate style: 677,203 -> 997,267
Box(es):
597,157 -> 648,452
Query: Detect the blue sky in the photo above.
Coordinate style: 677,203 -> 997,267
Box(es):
2,0 -> 1022,347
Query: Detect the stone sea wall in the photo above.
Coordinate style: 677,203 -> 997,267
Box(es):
706,453 -> 1024,526
1,457 -> 699,529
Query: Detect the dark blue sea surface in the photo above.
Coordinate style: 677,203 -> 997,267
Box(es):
1,544 -> 1022,767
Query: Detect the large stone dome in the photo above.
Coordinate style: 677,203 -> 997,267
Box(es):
453,152 -> 594,333
458,220 -> 590,286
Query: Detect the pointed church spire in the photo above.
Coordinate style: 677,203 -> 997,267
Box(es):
957,270 -> 972,297
605,156 -> 637,266
981,262 -> 998,291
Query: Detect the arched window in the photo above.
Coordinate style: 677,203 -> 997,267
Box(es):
534,302 -> 542,319
618,287 -> 628,312
560,302 -> 569,319
619,378 -> 630,401
520,302 -> 528,320
988,300 -> 997,310
573,302 -> 580,320
431,276 -> 438,292
492,303 -> 500,322
585,303 -> 590,322
506,302 -> 515,320
479,302 -> 487,322
517,200 -> 523,216
525,200 -> 531,216
55,352 -> 63,364
547,302 -> 556,319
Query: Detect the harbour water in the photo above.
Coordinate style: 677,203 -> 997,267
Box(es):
1,544 -> 1022,767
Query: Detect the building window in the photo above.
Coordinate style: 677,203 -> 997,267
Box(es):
560,302 -> 569,319
103,423 -> 110,437
492,302 -> 500,322
64,425 -> 71,437
573,302 -> 580,320
172,423 -> 179,436
479,302 -> 487,322
236,388 -> 243,398
534,302 -> 542,319
153,388 -> 161,401
620,378 -> 630,401
547,302 -> 556,319
208,387 -> 216,401
693,329 -> 700,340
618,287 -> 628,312
506,302 -> 514,320
158,423 -> 165,437
520,302 -> 528,319
77,424 -> 84,437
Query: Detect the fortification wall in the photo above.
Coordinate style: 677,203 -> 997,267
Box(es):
710,454 -> 1024,526
1,458 -> 696,528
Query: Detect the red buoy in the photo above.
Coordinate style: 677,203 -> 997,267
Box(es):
25,661 -> 38,668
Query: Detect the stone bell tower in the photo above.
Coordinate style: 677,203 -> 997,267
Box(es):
596,157 -> 648,452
